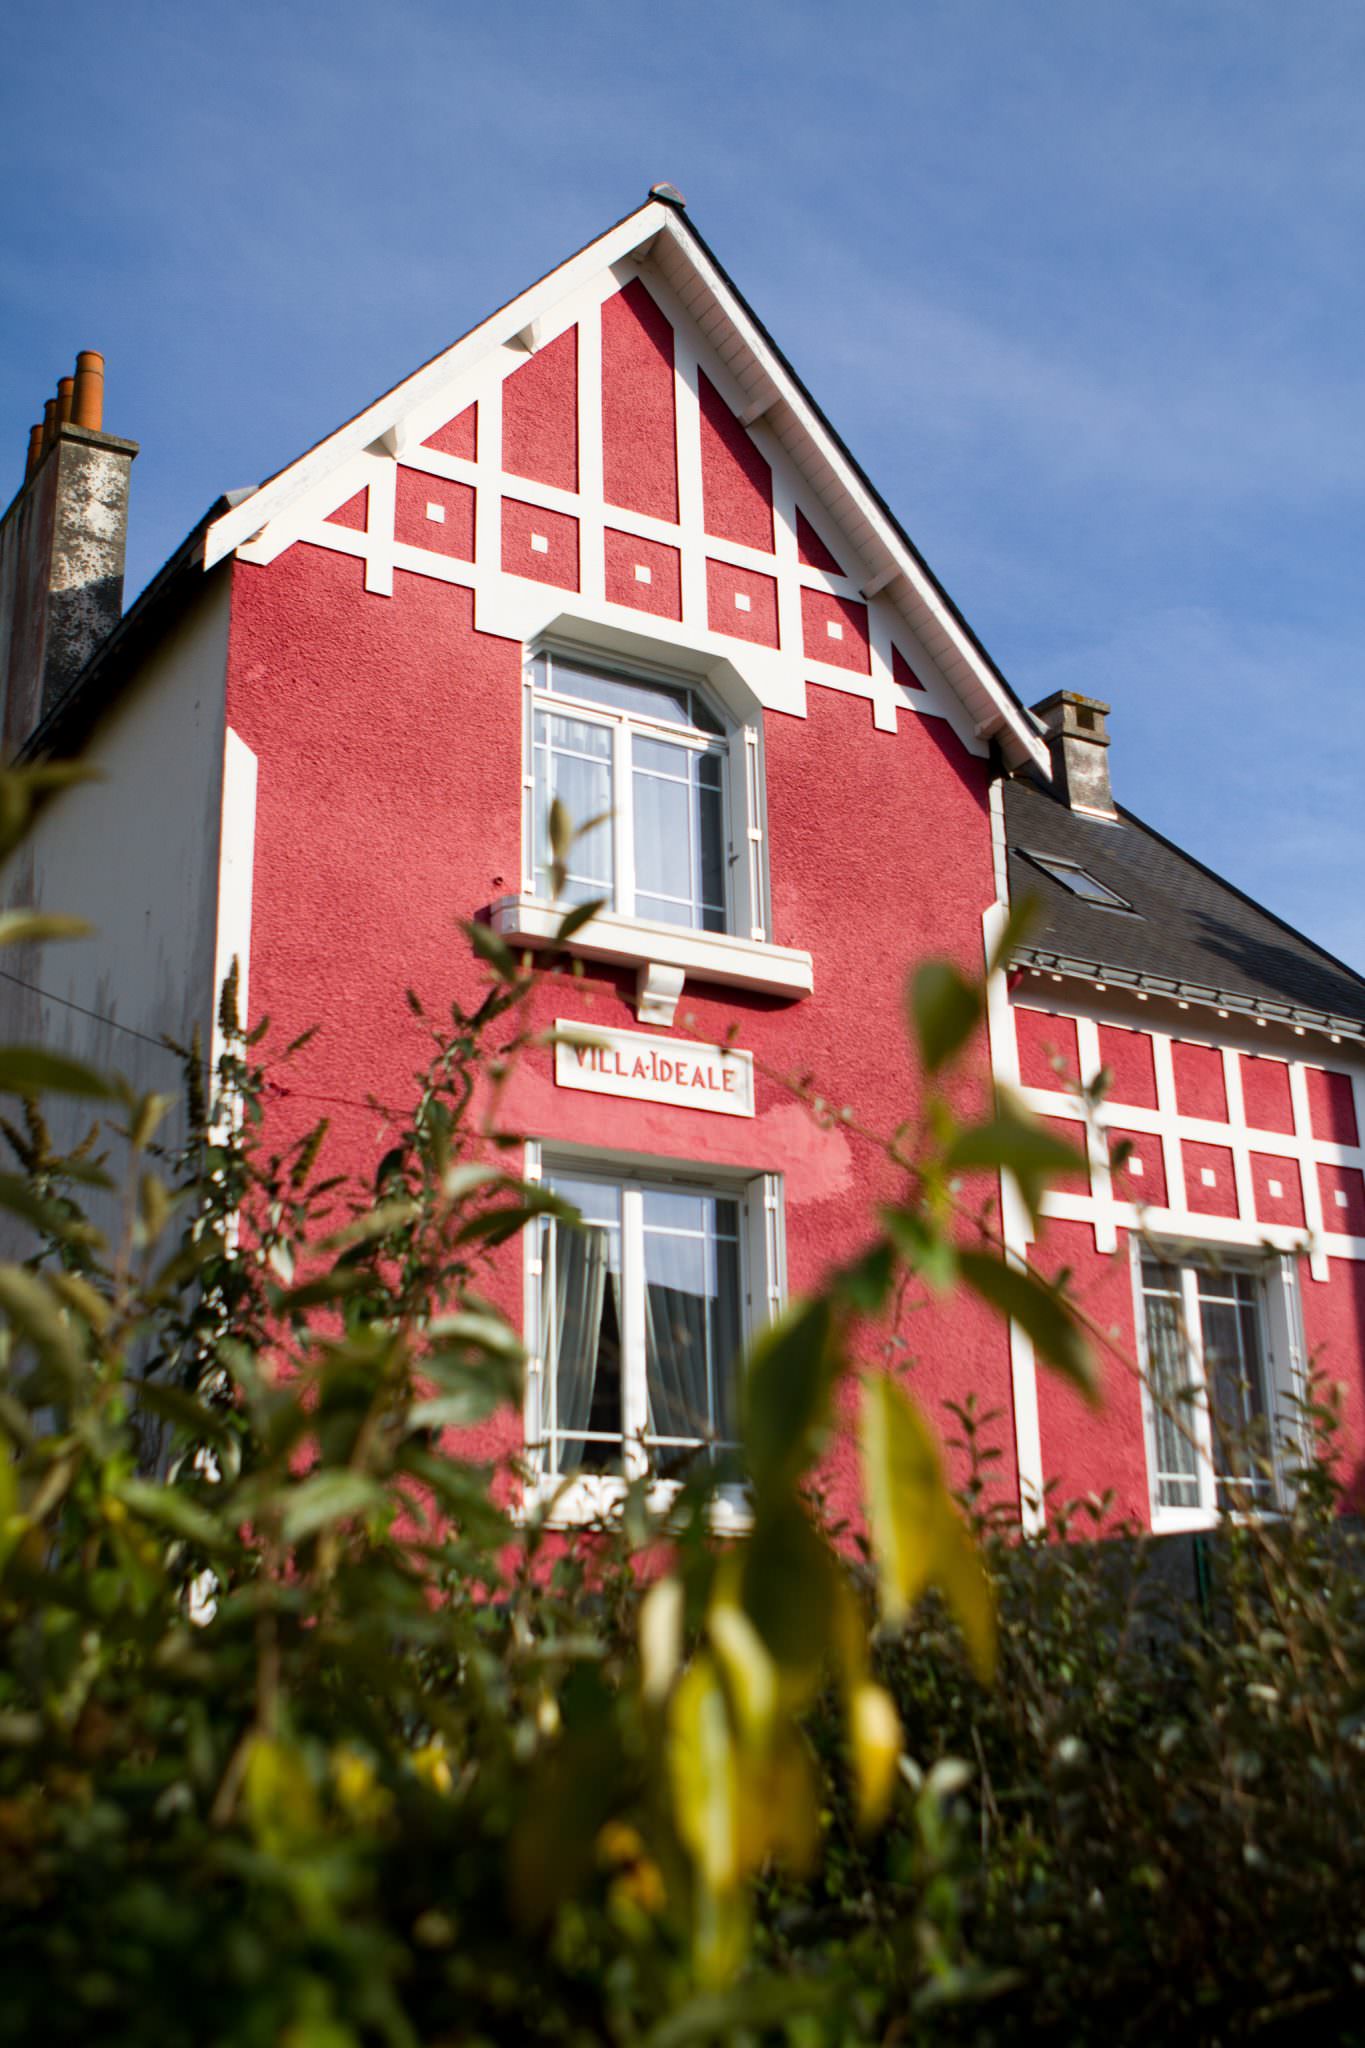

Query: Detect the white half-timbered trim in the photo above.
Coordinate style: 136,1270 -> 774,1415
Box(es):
1004,979 -> 1365,1278
202,198 -> 1047,770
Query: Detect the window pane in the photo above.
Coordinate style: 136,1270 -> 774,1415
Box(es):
633,738 -> 695,924
1141,1266 -> 1201,1509
632,739 -> 727,932
545,1180 -> 622,1473
534,713 -> 613,906
698,754 -> 726,931
642,1189 -> 741,1471
1199,1273 -> 1273,1501
550,659 -> 697,729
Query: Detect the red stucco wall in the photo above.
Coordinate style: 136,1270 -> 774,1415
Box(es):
222,542 -> 1018,1528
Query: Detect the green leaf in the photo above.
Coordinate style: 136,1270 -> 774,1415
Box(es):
128,1091 -> 176,1152
880,1206 -> 958,1294
281,1471 -> 389,1544
642,1976 -> 831,2048
985,894 -> 1039,976
274,1268 -> 373,1312
553,897 -> 607,944
0,911 -> 92,948
909,961 -> 982,1074
454,1188 -> 577,1248
0,1264 -> 86,1384
460,918 -> 519,982
134,1380 -> 233,1442
321,1198 -> 420,1252
115,1477 -> 229,1553
409,1372 -> 509,1429
958,1250 -> 1098,1404
0,1047 -> 115,1099
0,1172 -> 88,1240
946,1108 -> 1087,1181
440,1162 -> 500,1203
742,1298 -> 836,1499
738,1497 -> 836,1691
548,794 -> 573,865
859,1373 -> 996,1682
835,1236 -> 897,1313
424,1309 -> 524,1360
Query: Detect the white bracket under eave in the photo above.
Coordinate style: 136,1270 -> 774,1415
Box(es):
637,961 -> 685,1027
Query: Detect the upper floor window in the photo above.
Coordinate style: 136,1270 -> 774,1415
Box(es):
527,649 -> 748,937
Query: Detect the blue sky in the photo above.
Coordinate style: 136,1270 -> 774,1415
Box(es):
4,1 -> 1363,966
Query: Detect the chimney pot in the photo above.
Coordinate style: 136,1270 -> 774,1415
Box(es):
71,351 -> 104,432
1031,690 -> 1117,819
2,348 -> 137,748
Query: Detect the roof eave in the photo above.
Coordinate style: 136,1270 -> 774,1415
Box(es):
1012,944 -> 1365,1046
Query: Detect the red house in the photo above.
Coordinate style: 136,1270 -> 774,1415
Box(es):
4,186 -> 1364,1534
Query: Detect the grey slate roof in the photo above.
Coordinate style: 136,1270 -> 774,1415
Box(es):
1003,775 -> 1365,1039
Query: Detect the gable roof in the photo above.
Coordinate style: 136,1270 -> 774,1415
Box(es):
201,189 -> 1048,774
1005,774 -> 1365,1042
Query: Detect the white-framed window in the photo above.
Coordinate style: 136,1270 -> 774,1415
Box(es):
522,1144 -> 784,1523
523,646 -> 769,943
1133,1243 -> 1306,1529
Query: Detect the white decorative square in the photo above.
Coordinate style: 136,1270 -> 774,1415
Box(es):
826,620 -> 844,640
734,591 -> 752,612
634,563 -> 652,584
530,532 -> 550,554
1200,1167 -> 1217,1187
1336,1187 -> 1350,1208
425,502 -> 446,524
1269,1178 -> 1284,1198
1128,1155 -> 1145,1178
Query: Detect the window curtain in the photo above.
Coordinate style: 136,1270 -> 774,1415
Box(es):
644,1280 -> 712,1454
551,1224 -> 611,1470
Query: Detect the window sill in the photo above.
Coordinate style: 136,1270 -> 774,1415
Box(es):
490,894 -> 813,1023
521,1472 -> 753,1534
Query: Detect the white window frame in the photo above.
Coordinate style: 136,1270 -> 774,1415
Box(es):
521,643 -> 771,946
1132,1237 -> 1308,1533
521,1140 -> 784,1528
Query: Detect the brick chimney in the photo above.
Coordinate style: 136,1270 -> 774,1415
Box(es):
0,353 -> 138,753
1031,690 -> 1117,820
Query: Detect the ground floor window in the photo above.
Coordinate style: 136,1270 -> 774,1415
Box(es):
524,1152 -> 782,1512
1137,1249 -> 1303,1526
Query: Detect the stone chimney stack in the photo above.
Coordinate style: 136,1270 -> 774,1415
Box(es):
1031,690 -> 1117,820
0,353 -> 138,754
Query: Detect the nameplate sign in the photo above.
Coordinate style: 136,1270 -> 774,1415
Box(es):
555,1022 -> 754,1118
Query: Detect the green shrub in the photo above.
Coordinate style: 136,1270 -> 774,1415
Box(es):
0,774 -> 1361,2046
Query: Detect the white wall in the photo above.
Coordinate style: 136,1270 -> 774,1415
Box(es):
0,569 -> 231,1189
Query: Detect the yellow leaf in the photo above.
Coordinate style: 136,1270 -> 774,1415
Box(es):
639,1574 -> 684,1705
666,1653 -> 739,1894
859,1373 -> 997,1683
708,1565 -> 778,1747
736,1726 -> 821,1877
849,1681 -> 903,1831
936,1510 -> 998,1684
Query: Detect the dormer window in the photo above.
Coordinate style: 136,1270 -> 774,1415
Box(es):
1023,851 -> 1133,912
530,651 -> 727,932
494,638 -> 813,1024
